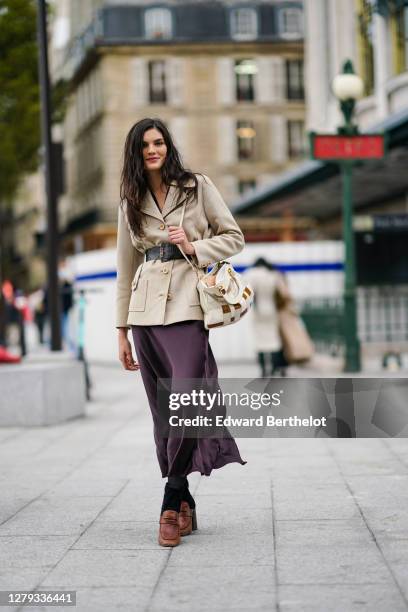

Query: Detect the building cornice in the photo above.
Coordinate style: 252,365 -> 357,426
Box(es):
63,2 -> 304,80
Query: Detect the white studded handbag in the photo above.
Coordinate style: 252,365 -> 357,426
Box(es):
177,203 -> 254,330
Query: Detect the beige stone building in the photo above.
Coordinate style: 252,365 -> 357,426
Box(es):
233,0 -> 408,239
54,0 -> 305,252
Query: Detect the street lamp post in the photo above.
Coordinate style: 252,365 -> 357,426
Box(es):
310,61 -> 387,373
340,158 -> 360,372
332,60 -> 364,372
37,0 -> 61,351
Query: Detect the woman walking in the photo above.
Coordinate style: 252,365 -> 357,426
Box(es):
244,257 -> 291,377
116,118 -> 247,547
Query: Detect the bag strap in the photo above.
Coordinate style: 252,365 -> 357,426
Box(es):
176,202 -> 203,279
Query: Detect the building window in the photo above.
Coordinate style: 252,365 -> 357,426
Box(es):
148,60 -> 167,103
144,7 -> 172,40
235,59 -> 257,102
278,8 -> 303,39
230,7 -> 258,40
286,59 -> 304,100
238,179 -> 256,195
357,0 -> 374,95
237,120 -> 256,160
287,120 -> 306,159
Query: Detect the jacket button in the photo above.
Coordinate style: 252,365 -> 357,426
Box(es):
159,223 -> 165,230
162,267 -> 168,274
167,292 -> 172,301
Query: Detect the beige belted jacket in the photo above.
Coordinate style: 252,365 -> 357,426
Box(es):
116,173 -> 245,328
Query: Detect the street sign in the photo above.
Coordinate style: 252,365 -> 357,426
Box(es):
354,214 -> 408,286
310,134 -> 386,160
354,213 -> 408,232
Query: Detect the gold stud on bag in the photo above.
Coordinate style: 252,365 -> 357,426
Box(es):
176,203 -> 254,330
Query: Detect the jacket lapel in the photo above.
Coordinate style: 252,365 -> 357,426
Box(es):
139,177 -> 196,221
139,189 -> 164,222
162,178 -> 196,219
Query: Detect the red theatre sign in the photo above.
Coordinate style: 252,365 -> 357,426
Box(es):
311,134 -> 386,161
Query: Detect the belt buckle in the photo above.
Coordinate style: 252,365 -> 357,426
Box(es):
159,243 -> 165,262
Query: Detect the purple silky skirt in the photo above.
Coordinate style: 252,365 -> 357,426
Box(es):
131,320 -> 247,478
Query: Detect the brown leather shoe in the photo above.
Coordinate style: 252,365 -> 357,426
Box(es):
179,501 -> 198,536
158,510 -> 180,547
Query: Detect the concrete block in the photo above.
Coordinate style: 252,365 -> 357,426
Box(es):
0,361 -> 86,426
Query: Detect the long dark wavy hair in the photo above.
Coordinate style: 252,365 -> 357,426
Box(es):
120,117 -> 202,237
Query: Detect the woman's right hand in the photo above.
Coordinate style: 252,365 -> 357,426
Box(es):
118,329 -> 140,371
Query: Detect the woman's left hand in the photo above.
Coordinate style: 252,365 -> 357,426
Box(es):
167,226 -> 195,255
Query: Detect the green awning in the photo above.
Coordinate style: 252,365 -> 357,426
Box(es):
232,107 -> 408,221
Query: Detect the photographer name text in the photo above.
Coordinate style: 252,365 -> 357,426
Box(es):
168,415 -> 327,428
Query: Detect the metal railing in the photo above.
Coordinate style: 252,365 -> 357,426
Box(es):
298,286 -> 408,354
357,286 -> 408,343
299,297 -> 345,356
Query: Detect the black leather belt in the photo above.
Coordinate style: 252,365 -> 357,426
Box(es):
145,243 -> 185,262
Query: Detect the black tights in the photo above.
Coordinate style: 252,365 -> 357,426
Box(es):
167,475 -> 187,490
161,475 -> 196,513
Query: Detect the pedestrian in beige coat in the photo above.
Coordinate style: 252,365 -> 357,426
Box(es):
244,257 -> 291,377
116,117 -> 247,547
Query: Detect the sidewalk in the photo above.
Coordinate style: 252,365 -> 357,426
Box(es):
1,363 -> 408,611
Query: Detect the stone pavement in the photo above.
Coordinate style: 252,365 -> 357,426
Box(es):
1,362 -> 408,611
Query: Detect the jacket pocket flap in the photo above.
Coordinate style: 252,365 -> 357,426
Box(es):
129,279 -> 148,312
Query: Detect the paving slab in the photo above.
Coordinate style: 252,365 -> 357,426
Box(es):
279,583 -> 407,612
272,481 -> 359,520
375,539 -> 408,601
39,549 -> 168,589
276,519 -> 393,585
166,533 -> 275,567
0,535 -> 77,590
72,520 -> 165,550
0,496 -> 113,536
149,565 -> 277,611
